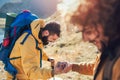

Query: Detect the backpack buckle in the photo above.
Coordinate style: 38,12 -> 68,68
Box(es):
3,37 -> 10,47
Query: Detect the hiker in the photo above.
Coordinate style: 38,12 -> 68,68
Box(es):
6,19 -> 64,80
60,0 -> 120,80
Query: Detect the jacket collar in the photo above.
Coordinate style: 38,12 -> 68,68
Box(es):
30,19 -> 45,43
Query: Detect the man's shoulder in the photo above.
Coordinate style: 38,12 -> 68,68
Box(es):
16,32 -> 35,44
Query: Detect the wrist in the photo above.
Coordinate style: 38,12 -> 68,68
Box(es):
51,69 -> 54,77
72,64 -> 79,72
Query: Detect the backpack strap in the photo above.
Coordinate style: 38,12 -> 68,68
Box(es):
9,30 -> 31,61
35,40 -> 42,68
20,31 -> 42,68
20,30 -> 31,45
102,48 -> 120,80
9,56 -> 21,60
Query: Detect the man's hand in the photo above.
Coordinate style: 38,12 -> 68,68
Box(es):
54,62 -> 72,74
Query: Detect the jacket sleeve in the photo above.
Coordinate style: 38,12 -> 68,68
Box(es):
72,54 -> 101,75
112,58 -> 120,80
42,50 -> 49,61
72,62 -> 94,75
20,35 -> 52,79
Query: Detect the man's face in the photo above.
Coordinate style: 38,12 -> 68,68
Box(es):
79,25 -> 108,52
42,34 -> 59,45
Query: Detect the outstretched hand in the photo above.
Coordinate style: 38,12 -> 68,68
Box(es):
54,62 -> 72,74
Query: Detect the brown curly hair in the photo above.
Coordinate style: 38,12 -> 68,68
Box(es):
70,0 -> 120,42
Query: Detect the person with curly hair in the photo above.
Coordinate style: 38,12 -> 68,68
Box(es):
62,0 -> 120,80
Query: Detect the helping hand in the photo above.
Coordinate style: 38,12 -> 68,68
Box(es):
54,62 -> 72,74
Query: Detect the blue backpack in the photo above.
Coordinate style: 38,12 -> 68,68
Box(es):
0,10 -> 38,79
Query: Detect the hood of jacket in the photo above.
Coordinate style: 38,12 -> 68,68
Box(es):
30,19 -> 45,43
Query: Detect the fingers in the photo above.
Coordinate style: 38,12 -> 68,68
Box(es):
62,64 -> 72,73
56,62 -> 68,70
54,62 -> 72,74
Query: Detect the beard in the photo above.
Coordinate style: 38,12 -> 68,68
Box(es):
42,36 -> 49,45
38,29 -> 49,45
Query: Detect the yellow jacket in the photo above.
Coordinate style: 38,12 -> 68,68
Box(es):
7,19 -> 52,80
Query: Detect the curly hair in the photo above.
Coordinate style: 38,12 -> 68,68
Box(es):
70,0 -> 120,42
